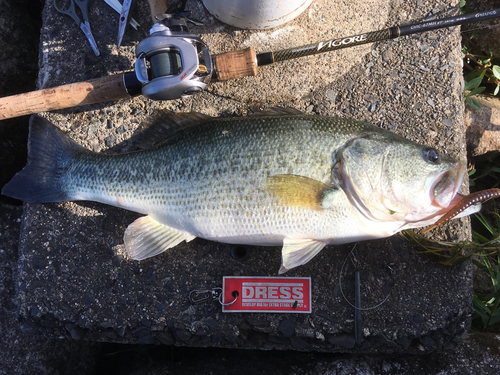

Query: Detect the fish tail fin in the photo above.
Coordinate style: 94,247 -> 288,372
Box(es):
2,116 -> 85,202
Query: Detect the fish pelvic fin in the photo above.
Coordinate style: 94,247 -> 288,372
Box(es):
265,174 -> 335,210
279,237 -> 327,274
124,215 -> 196,260
1,116 -> 85,202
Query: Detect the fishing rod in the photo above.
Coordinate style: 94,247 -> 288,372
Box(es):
0,8 -> 499,120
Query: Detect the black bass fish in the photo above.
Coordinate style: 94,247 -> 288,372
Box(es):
2,109 -> 478,273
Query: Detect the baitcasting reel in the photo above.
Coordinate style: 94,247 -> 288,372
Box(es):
134,12 -> 212,100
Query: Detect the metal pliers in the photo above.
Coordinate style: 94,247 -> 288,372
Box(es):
54,0 -> 100,56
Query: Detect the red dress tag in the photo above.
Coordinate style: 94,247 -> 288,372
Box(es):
222,276 -> 311,313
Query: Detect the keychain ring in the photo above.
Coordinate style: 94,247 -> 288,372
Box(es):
219,291 -> 238,306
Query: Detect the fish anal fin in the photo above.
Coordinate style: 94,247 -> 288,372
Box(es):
266,174 -> 333,210
279,237 -> 327,274
124,216 -> 196,260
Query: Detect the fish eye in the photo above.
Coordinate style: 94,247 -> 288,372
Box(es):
422,147 -> 440,163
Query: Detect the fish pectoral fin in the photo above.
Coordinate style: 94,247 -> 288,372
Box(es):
279,237 -> 327,274
124,216 -> 196,260
265,174 -> 336,211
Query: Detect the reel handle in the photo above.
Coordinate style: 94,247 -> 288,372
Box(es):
214,47 -> 258,81
0,74 -> 136,120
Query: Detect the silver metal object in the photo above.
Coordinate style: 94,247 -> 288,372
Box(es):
117,0 -> 133,47
134,14 -> 212,100
54,0 -> 100,56
189,287 -> 238,306
202,0 -> 313,29
189,288 -> 223,304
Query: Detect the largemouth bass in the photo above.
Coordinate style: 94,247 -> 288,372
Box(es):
2,109 -> 479,273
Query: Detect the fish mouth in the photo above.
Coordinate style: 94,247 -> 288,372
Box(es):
431,161 -> 466,209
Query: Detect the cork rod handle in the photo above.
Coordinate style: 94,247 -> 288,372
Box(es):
0,74 -> 131,120
214,47 -> 259,81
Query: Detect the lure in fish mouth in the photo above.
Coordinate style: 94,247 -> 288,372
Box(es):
332,135 -> 472,232
423,188 -> 500,234
0,109 -> 484,273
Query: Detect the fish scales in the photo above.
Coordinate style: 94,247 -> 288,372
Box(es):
67,115 -> 370,239
2,110 -> 476,273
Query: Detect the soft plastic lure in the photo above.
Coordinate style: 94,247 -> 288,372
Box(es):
423,188 -> 500,233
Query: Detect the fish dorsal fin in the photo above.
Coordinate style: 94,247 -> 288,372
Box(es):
124,215 -> 196,260
265,174 -> 334,210
169,111 -> 214,126
133,110 -> 213,149
249,107 -> 304,117
279,238 -> 327,274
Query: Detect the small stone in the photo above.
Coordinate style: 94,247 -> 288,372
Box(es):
327,90 -> 336,103
396,336 -> 410,349
402,88 -> 412,96
157,331 -> 175,345
138,336 -> 155,345
203,319 -> 218,332
100,321 -> 113,328
104,134 -> 116,147
419,44 -> 429,52
422,336 -> 435,347
328,334 -> 356,349
400,248 -> 409,260
116,125 -> 128,134
30,305 -> 39,317
278,317 -> 296,337
306,105 -> 314,112
368,103 -> 376,112
195,326 -> 209,336
382,49 -> 393,62
371,50 -> 379,58
290,336 -> 310,350
132,327 -> 150,337
115,326 -> 126,337
427,98 -> 435,107
245,316 -> 270,327
429,56 -> 439,66
413,314 -> 423,324
82,294 -> 92,305
40,319 -> 56,328
175,329 -> 192,342
103,330 -> 118,340
316,309 -> 335,321
333,285 -> 342,298
65,323 -> 85,340
439,64 -> 449,71
32,255 -> 46,270
212,333 -> 225,343
419,66 -> 430,72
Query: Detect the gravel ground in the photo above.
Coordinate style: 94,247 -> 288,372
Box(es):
1,0 -> 500,373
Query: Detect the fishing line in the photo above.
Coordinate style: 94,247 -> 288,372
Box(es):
338,244 -> 393,310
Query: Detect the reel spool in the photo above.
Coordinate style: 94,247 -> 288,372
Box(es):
134,13 -> 212,100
